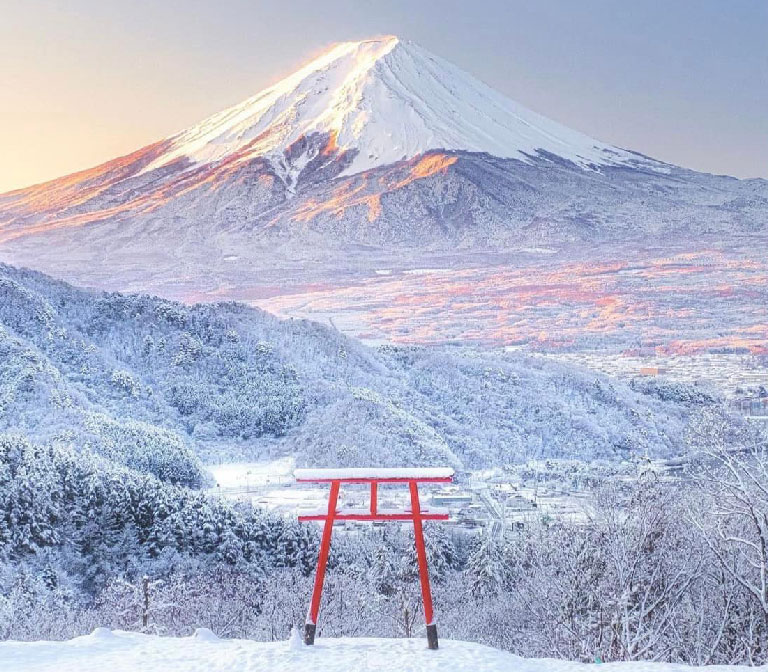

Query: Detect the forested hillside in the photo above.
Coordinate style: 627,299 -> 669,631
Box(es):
4,429 -> 768,664
3,264 -> 767,662
0,263 -> 709,476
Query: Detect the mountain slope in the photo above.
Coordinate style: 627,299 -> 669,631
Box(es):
0,263 -> 707,471
140,36 -> 639,179
0,36 -> 765,288
0,36 -> 644,241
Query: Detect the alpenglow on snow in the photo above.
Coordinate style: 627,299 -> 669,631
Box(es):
1,34 -> 764,280
140,35 -> 637,177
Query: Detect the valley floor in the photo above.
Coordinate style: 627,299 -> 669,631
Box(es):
4,237 -> 766,394
0,630 -> 757,672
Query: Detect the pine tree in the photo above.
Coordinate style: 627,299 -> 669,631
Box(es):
466,528 -> 506,597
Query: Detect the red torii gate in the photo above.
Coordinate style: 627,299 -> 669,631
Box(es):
295,467 -> 454,649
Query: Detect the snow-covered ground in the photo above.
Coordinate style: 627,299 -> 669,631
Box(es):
0,630 -> 754,672
207,458 -> 335,515
207,457 -> 296,490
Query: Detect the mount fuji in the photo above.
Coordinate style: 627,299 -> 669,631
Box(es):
0,35 -> 765,293
133,35 -> 640,180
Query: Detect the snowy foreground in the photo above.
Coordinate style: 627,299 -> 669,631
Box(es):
0,630 -> 757,672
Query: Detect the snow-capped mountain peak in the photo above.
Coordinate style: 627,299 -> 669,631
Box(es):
3,33 -> 762,268
142,35 -> 635,178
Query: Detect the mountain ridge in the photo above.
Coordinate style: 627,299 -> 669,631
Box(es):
0,261 -> 702,471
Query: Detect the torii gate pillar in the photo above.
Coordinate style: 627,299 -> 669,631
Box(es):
295,467 -> 454,650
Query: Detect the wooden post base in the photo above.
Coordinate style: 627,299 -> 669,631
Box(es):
304,622 -> 316,645
426,623 -> 439,649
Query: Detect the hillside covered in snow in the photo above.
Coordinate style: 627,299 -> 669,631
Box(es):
0,262 -> 711,472
2,268 -> 767,664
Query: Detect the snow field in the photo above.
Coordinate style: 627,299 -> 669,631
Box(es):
0,630 -> 755,672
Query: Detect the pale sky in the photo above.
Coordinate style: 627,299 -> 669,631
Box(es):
1,0 -> 766,193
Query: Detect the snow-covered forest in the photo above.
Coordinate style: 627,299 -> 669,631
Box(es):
0,263 -> 707,470
2,263 -> 767,663
3,426 -> 768,663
